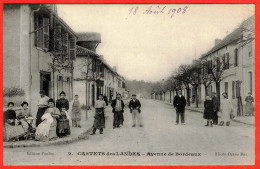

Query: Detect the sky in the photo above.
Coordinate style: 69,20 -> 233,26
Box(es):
57,4 -> 254,82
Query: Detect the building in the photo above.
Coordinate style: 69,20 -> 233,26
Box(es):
73,33 -> 127,107
3,4 -> 77,115
196,15 -> 255,114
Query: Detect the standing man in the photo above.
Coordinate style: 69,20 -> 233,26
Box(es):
56,91 -> 69,111
36,90 -> 49,127
111,94 -> 125,128
129,94 -> 142,127
71,94 -> 81,128
212,92 -> 219,125
173,89 -> 186,125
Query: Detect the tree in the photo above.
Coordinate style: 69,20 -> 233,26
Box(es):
189,60 -> 201,108
174,64 -> 193,106
200,61 -> 213,97
203,53 -> 231,107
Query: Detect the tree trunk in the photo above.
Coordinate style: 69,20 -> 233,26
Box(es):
186,85 -> 190,106
203,83 -> 208,97
195,86 -> 198,108
216,81 -> 221,108
85,77 -> 88,120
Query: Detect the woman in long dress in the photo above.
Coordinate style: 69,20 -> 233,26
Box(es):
71,94 -> 81,128
57,107 -> 71,137
203,95 -> 214,127
245,92 -> 254,116
219,92 -> 234,126
35,99 -> 60,141
90,94 -> 106,135
3,102 -> 26,142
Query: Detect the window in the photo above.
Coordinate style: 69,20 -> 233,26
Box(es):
249,72 -> 253,93
249,42 -> 252,57
222,53 -> 229,70
69,36 -> 76,59
207,60 -> 212,73
217,57 -> 220,72
225,82 -> 228,98
232,81 -> 235,99
225,53 -> 230,69
234,48 -> 238,67
236,81 -> 241,98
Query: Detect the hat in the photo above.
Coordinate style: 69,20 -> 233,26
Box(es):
60,91 -> 66,96
48,99 -> 55,104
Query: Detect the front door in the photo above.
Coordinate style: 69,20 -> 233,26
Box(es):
40,71 -> 51,97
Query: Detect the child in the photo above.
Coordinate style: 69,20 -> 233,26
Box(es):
57,107 -> 71,137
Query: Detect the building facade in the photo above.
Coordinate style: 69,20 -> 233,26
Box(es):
3,4 -> 77,115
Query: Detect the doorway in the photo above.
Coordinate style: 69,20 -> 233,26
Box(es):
40,71 -> 51,97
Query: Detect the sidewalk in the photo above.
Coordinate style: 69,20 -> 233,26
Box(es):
4,108 -> 96,148
153,99 -> 255,126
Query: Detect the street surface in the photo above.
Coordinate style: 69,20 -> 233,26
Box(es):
4,99 -> 255,165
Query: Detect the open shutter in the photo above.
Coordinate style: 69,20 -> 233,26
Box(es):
69,37 -> 76,59
226,53 -> 229,69
43,17 -> 50,51
54,23 -> 62,52
34,14 -> 39,47
37,16 -> 44,48
62,30 -> 68,57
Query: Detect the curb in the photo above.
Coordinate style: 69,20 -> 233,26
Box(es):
156,100 -> 255,126
4,127 -> 93,148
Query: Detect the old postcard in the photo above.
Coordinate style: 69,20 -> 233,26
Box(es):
3,4 -> 255,165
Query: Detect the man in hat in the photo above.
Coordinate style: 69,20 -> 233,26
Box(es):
56,91 -> 69,111
111,93 -> 125,128
212,92 -> 219,125
36,90 -> 50,127
173,89 -> 186,125
129,94 -> 142,127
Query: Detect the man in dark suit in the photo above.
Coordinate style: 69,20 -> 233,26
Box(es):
129,94 -> 142,127
173,89 -> 187,125
212,92 -> 219,125
111,94 -> 125,128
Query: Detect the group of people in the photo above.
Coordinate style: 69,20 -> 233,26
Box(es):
3,91 -> 82,142
173,88 -> 255,127
90,93 -> 142,135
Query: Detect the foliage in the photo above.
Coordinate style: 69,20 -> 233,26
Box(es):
3,87 -> 25,97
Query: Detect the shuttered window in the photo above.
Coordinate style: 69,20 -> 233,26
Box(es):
43,17 -> 50,51
69,37 -> 76,60
234,48 -> 238,67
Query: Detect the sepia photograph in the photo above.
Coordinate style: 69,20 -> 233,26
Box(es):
2,3 -> 255,166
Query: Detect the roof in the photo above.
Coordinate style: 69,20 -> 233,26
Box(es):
34,4 -> 78,38
76,45 -> 118,75
201,15 -> 255,58
77,32 -> 101,42
76,45 -> 100,58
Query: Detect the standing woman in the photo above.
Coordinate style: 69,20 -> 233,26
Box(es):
36,91 -> 49,127
71,94 -> 81,128
219,92 -> 234,126
203,95 -> 214,127
245,92 -> 254,116
91,94 -> 106,135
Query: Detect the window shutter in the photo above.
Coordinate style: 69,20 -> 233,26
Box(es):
54,24 -> 62,52
62,31 -> 68,57
226,53 -> 229,69
69,37 -> 76,60
34,14 -> 39,47
43,17 -> 50,51
37,16 -> 44,48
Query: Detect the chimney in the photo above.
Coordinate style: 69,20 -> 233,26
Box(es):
113,66 -> 117,72
215,39 -> 221,46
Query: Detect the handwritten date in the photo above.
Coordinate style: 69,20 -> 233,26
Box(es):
129,5 -> 188,18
